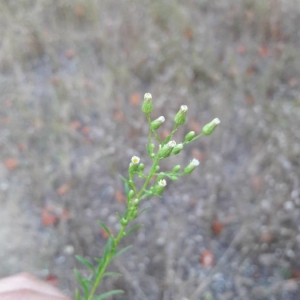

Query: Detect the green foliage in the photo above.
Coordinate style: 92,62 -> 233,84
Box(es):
74,93 -> 220,299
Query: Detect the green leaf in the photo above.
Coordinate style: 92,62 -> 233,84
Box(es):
103,238 -> 112,258
116,212 -> 123,220
75,289 -> 81,300
75,255 -> 95,272
99,221 -> 113,239
138,207 -> 151,216
124,182 -> 130,197
103,272 -> 122,278
74,269 -> 89,297
119,175 -> 129,184
112,245 -> 132,260
127,224 -> 143,235
94,290 -> 124,300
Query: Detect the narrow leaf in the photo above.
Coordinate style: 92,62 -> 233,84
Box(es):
103,238 -> 112,258
124,182 -> 130,197
112,245 -> 132,260
99,222 -> 113,239
116,212 -> 123,220
75,255 -> 94,272
75,289 -> 81,300
74,269 -> 89,296
94,290 -> 124,300
138,207 -> 151,216
103,272 -> 122,278
119,175 -> 129,184
127,224 -> 143,235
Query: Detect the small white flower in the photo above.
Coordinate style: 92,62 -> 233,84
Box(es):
180,105 -> 188,112
131,156 -> 140,164
158,116 -> 165,123
144,93 -> 152,100
158,179 -> 167,187
168,140 -> 176,148
191,158 -> 200,166
212,118 -> 220,125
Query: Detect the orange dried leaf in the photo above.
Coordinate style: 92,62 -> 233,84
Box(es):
246,93 -> 254,105
211,220 -> 224,235
113,110 -> 125,122
41,207 -> 58,227
191,148 -> 205,162
81,125 -> 90,135
100,228 -> 110,239
115,190 -> 126,203
60,209 -> 72,221
201,250 -> 214,267
130,93 -> 141,106
56,182 -> 71,196
188,119 -> 201,133
258,46 -> 268,58
184,27 -> 193,40
70,120 -> 81,130
65,49 -> 75,59
4,158 -> 19,170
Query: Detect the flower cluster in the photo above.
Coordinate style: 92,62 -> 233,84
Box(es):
74,92 -> 220,300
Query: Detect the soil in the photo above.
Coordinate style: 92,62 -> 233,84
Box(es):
1,1 -> 300,299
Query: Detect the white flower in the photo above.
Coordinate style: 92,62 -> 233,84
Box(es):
180,105 -> 188,112
212,118 -> 220,125
158,116 -> 165,123
167,140 -> 176,148
144,93 -> 152,100
158,179 -> 167,187
191,158 -> 200,166
131,156 -> 140,164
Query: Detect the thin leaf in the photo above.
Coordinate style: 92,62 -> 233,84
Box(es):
112,245 -> 132,260
124,182 -> 130,197
138,207 -> 151,216
116,212 -> 123,220
127,224 -> 143,235
94,290 -> 124,300
103,238 -> 112,258
99,222 -> 113,239
103,272 -> 122,278
74,269 -> 89,297
119,175 -> 129,184
75,255 -> 95,272
75,289 -> 81,300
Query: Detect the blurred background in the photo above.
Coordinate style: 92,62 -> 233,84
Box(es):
1,0 -> 300,299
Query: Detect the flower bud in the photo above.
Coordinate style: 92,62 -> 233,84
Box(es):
121,218 -> 128,226
133,198 -> 139,206
138,163 -> 145,172
149,143 -> 155,153
150,153 -> 155,158
174,105 -> 188,125
129,156 -> 140,173
183,158 -> 200,175
172,165 -> 181,172
142,93 -> 153,114
202,118 -> 220,135
157,140 -> 176,159
128,190 -> 135,200
151,116 -> 165,130
185,131 -> 195,142
172,143 -> 183,155
155,179 -> 167,195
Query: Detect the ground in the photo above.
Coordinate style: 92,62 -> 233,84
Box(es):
0,1 -> 300,299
